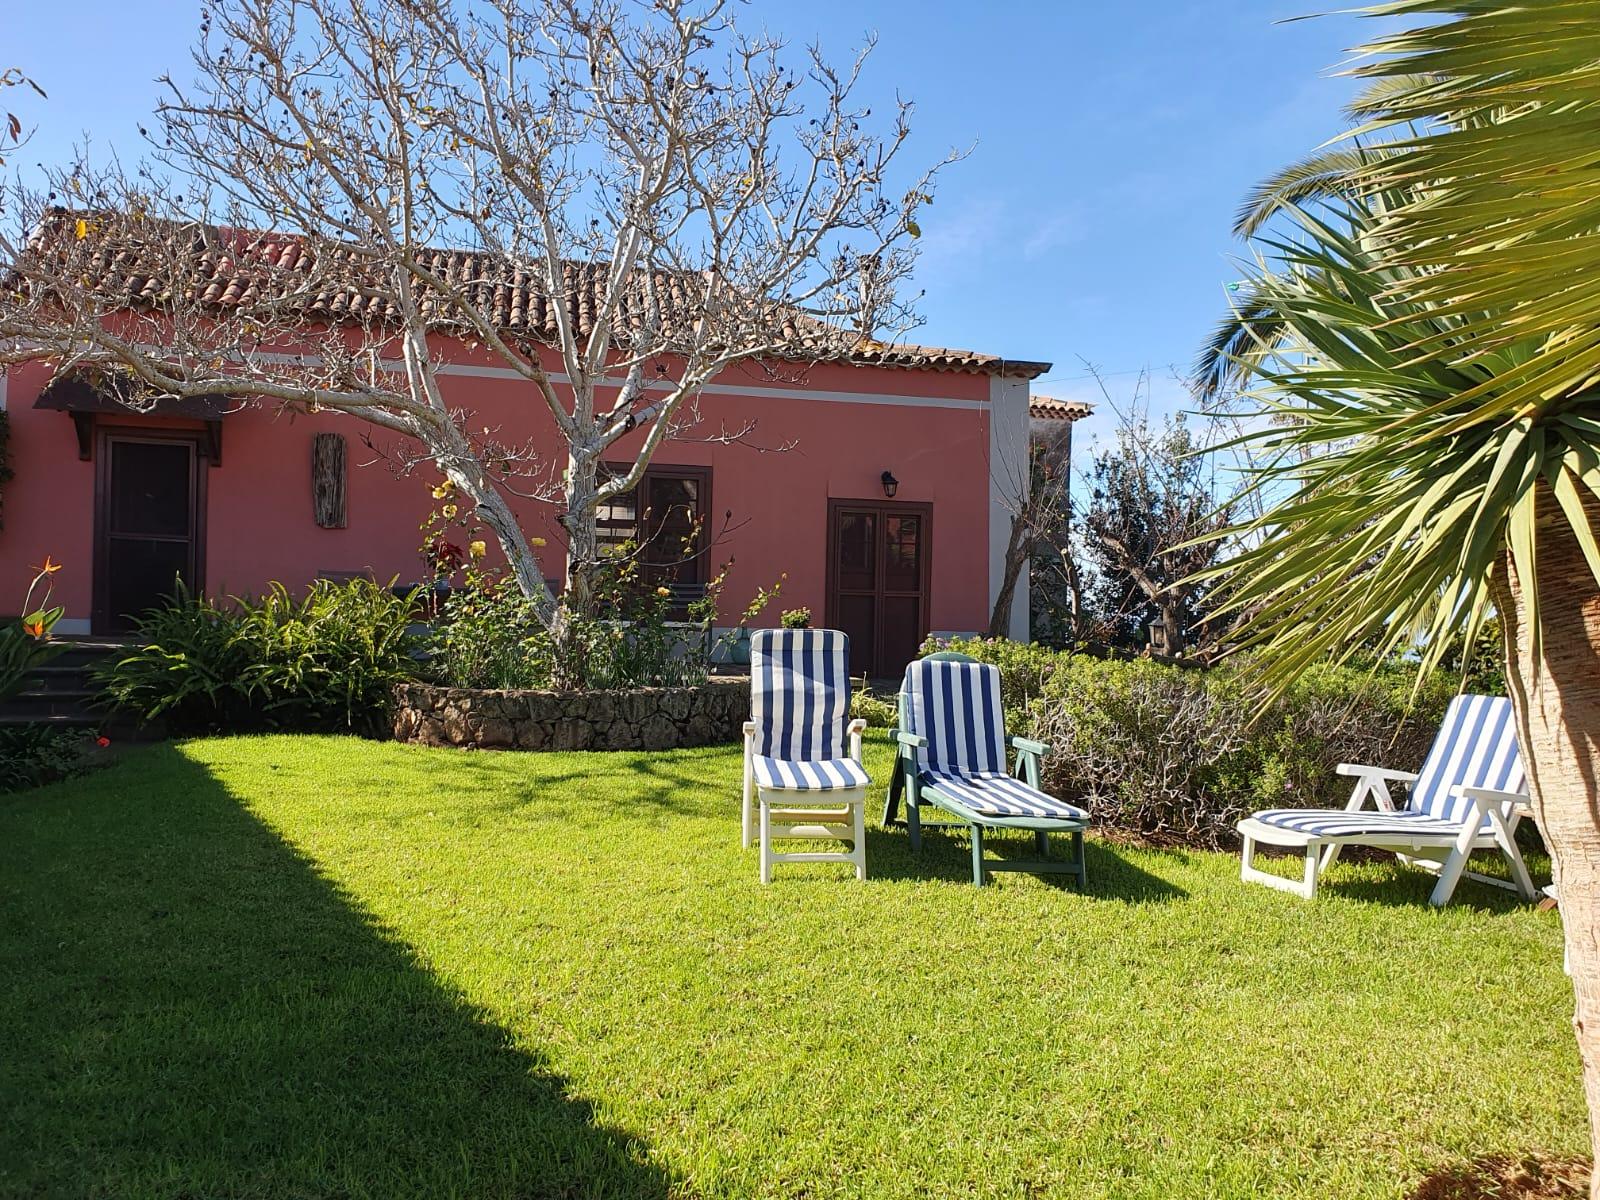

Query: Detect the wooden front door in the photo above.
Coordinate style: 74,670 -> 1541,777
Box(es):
827,499 -> 932,681
94,431 -> 206,633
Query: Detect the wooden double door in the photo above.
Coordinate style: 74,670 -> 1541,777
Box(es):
826,499 -> 931,682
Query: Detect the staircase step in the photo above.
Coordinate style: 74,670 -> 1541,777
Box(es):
0,712 -> 100,728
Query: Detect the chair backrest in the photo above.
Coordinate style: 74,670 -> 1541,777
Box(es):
901,657 -> 1007,776
1407,694 -> 1526,826
749,628 -> 851,761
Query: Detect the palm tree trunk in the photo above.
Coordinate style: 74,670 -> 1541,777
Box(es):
1496,483 -> 1600,1196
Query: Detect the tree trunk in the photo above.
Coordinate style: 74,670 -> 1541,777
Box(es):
433,428 -> 554,618
988,510 -> 1030,639
561,449 -> 602,620
548,449 -> 602,689
1496,483 -> 1600,1197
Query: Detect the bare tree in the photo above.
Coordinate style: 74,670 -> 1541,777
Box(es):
0,0 -> 949,643
988,415 -> 1073,639
1068,368 -> 1244,659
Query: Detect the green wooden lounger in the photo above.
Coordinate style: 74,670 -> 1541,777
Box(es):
882,653 -> 1089,887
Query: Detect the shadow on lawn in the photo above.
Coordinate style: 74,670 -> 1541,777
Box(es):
1244,843 -> 1546,914
0,743 -> 675,1199
863,825 -> 1188,901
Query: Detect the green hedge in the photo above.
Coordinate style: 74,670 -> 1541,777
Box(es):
923,638 -> 1462,848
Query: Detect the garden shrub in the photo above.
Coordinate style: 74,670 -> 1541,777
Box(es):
428,577 -> 551,690
97,578 -> 421,733
234,580 -> 423,729
928,637 -> 1461,848
849,687 -> 897,729
0,725 -> 96,794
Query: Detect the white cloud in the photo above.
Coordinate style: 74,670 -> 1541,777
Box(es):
1023,209 -> 1085,260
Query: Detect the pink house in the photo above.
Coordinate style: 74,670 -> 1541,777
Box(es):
0,255 -> 1071,680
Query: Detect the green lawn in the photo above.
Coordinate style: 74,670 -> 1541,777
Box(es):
0,735 -> 1585,1199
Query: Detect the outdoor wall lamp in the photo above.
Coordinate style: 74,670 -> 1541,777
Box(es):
880,470 -> 899,499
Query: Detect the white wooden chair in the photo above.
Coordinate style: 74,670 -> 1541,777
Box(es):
1238,694 -> 1537,906
742,628 -> 869,883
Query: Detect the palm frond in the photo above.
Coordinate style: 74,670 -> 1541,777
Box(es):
1338,0 -> 1600,400
1191,191 -> 1600,700
1233,145 -> 1394,238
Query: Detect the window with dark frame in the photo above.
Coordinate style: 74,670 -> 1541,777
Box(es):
595,464 -> 712,618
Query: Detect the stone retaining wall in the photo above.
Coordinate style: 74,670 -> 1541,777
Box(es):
391,677 -> 750,751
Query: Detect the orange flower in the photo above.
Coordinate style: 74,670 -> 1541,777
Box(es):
22,618 -> 44,637
34,556 -> 62,575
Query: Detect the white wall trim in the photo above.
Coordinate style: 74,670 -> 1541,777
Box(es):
988,375 -> 1031,642
121,344 -> 993,413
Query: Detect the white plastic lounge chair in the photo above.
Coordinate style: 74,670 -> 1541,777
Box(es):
883,653 -> 1089,887
742,628 -> 869,883
1238,694 -> 1537,906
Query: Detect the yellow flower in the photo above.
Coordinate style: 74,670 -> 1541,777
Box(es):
469,540 -> 487,560
432,480 -> 454,499
441,503 -> 458,519
656,586 -> 670,597
531,536 -> 547,548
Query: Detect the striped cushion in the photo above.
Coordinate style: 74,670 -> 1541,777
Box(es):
902,659 -> 1007,775
753,756 -> 870,792
921,770 -> 1089,821
1408,694 -> 1525,827
1251,808 -> 1478,840
750,629 -> 850,761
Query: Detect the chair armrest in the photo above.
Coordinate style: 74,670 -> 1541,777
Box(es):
895,729 -> 928,749
847,718 -> 866,761
1335,764 -> 1418,783
1010,735 -> 1049,757
742,720 -> 757,737
1458,785 -> 1529,813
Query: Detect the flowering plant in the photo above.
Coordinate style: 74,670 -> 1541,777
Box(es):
1,558 -> 66,701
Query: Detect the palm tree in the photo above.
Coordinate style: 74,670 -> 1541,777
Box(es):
1198,5 -> 1600,1179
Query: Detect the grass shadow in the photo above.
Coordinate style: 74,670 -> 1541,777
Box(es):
864,822 -> 1188,901
1244,843 -> 1547,914
0,743 -> 676,1199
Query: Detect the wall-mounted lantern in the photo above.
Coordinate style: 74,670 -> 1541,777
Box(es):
880,470 -> 899,499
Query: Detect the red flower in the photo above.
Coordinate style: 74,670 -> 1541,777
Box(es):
96,736 -> 111,748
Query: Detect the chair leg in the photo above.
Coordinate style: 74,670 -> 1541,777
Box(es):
759,798 -> 773,885
907,791 -> 923,852
1318,841 -> 1344,875
1491,810 -> 1538,902
742,749 -> 754,850
853,798 -> 868,882
970,824 -> 986,887
1035,829 -> 1049,857
883,757 -> 904,827
1071,830 -> 1086,890
1429,821 -> 1480,907
1303,844 -> 1319,899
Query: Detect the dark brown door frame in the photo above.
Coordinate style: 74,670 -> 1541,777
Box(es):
93,425 -> 209,634
825,497 -> 933,679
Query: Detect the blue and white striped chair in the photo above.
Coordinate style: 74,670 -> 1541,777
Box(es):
743,628 -> 869,883
884,654 -> 1090,887
1238,694 -> 1537,905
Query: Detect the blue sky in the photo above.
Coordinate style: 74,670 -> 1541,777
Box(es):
8,1 -> 1381,452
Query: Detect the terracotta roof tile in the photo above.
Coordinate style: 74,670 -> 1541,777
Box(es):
23,213 -> 1050,380
1030,394 -> 1092,421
